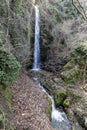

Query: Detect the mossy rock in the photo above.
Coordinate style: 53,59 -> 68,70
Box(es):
53,89 -> 67,107
68,91 -> 81,103
74,109 -> 85,128
41,82 -> 51,94
45,96 -> 52,120
53,77 -> 64,84
64,60 -> 75,70
61,42 -> 87,84
61,65 -> 81,83
41,80 -> 56,95
72,42 -> 87,65
63,99 -> 70,107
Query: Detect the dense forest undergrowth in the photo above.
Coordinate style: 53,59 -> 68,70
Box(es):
0,0 -> 87,130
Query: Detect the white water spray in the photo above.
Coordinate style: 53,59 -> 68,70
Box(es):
32,5 -> 40,70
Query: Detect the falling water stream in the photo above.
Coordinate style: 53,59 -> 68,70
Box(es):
32,5 -> 71,130
32,5 -> 40,70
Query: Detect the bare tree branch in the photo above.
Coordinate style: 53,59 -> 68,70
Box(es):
72,0 -> 87,21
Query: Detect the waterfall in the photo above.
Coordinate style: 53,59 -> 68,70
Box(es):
32,5 -> 40,70
32,6 -> 71,130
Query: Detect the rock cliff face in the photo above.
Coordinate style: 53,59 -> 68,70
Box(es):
30,0 -> 87,72
0,0 -> 34,67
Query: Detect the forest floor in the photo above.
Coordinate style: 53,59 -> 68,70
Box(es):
11,71 -> 53,130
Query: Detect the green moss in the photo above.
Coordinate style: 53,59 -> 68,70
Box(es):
9,24 -> 20,46
69,91 -> 81,103
45,96 -> 52,120
53,77 -> 63,84
40,10 -> 44,17
0,0 -> 7,17
61,42 -> 87,84
9,20 -> 28,47
63,99 -> 70,107
0,35 -> 3,48
0,85 -> 12,111
0,85 -> 13,129
0,49 -> 21,86
11,0 -> 23,14
49,4 -> 63,22
66,5 -> 78,18
4,86 -> 12,111
53,89 -> 67,107
61,65 -> 81,83
64,60 -> 75,70
72,42 -> 87,67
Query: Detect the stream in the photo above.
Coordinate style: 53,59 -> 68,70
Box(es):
33,77 -> 71,130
